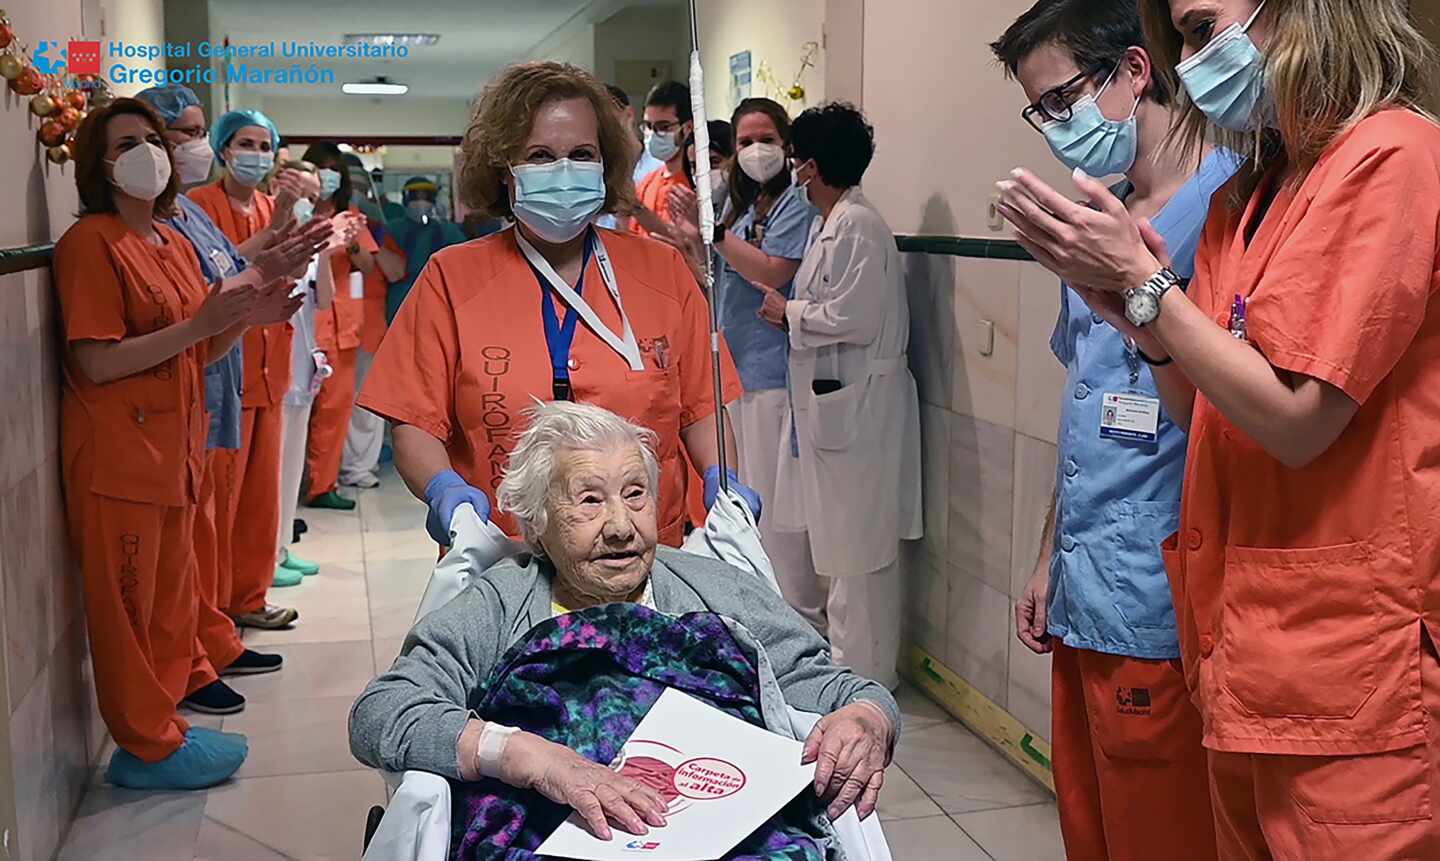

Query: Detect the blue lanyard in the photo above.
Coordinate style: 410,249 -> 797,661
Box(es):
534,231 -> 595,401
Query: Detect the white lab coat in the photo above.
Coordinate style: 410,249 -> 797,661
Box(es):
773,187 -> 923,578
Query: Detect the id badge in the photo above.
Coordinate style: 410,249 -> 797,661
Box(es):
209,248 -> 235,278
349,272 -> 364,300
1100,392 -> 1161,443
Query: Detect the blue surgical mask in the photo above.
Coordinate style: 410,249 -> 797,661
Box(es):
1177,1 -> 1269,132
1041,66 -> 1139,177
293,198 -> 315,225
510,159 -> 606,244
317,168 -> 342,197
792,162 -> 815,209
645,129 -> 679,162
229,150 -> 274,187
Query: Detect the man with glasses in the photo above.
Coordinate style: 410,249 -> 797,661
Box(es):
990,3 -> 1237,859
628,80 -> 695,239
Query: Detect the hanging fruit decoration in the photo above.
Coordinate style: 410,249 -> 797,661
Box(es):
38,118 -> 66,147
28,90 -> 55,117
9,63 -> 41,95
0,51 -> 22,81
0,9 -> 97,167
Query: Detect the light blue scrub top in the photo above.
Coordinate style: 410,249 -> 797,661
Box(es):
1047,149 -> 1241,659
717,183 -> 816,392
166,194 -> 246,451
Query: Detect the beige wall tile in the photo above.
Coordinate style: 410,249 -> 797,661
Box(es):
861,0 -> 1072,237
1,472 -> 54,705
900,544 -> 948,659
905,252 -> 957,411
1016,263 -> 1067,445
945,569 -> 1012,707
951,259 -> 1020,428
1010,434 -> 1058,601
918,405 -> 951,561
1007,616 -> 1054,745
948,415 -> 1014,595
0,273 -> 43,494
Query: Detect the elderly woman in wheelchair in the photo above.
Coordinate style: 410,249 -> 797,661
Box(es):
349,401 -> 899,858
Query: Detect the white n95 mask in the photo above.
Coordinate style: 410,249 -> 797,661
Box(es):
738,142 -> 786,183
174,136 -> 214,185
108,142 -> 172,201
510,159 -> 607,244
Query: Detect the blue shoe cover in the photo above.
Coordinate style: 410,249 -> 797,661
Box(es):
105,726 -> 249,790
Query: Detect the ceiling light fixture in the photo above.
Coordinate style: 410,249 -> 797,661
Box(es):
342,33 -> 440,47
343,77 -> 408,96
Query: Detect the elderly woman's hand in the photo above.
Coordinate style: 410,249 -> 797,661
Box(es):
995,167 -> 1161,294
505,732 -> 669,841
802,701 -> 893,821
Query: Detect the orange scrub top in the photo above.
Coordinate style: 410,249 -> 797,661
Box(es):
55,214 -> 211,507
629,166 -> 692,237
359,227 -> 742,545
1164,110 -> 1440,757
317,221 -> 380,353
187,181 -> 291,408
362,233 -> 404,354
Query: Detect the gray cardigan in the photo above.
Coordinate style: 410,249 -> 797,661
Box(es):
349,547 -> 901,779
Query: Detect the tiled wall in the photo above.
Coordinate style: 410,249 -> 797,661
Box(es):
899,253 -> 1066,743
860,0 -> 1079,745
0,2 -> 147,858
0,266 -> 103,861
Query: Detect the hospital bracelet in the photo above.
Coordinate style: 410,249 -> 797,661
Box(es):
477,722 -> 521,779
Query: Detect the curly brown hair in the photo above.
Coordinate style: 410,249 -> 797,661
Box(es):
459,62 -> 638,219
73,97 -> 180,217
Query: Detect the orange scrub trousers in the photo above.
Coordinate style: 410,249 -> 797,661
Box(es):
307,228 -> 378,499
188,181 -> 290,616
359,227 -> 741,547
1042,149 -> 1238,861
1165,110 -> 1440,858
55,215 -> 220,762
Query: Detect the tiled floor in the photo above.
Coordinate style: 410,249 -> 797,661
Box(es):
56,469 -> 1063,860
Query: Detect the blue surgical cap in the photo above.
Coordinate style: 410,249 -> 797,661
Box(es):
211,110 -> 281,165
134,84 -> 201,125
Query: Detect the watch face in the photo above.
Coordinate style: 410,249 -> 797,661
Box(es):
1127,289 -> 1159,325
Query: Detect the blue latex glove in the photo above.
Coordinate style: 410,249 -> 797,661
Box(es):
703,465 -> 763,524
424,469 -> 492,545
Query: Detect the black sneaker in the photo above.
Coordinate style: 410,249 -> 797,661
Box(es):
293,518 -> 308,543
181,680 -> 246,715
220,648 -> 284,677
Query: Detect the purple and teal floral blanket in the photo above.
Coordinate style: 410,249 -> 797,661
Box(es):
449,603 -> 826,860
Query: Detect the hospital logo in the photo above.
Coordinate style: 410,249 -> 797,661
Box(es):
1116,686 -> 1152,716
67,40 -> 101,75
624,839 -> 662,852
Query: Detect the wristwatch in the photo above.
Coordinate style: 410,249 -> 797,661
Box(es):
1124,267 -> 1182,327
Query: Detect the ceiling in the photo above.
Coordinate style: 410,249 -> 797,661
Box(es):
206,0 -> 602,99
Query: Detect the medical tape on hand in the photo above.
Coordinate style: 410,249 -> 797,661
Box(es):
477,722 -> 520,779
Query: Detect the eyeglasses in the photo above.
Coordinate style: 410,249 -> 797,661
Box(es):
1021,64 -> 1111,133
641,120 -> 681,134
169,125 -> 208,142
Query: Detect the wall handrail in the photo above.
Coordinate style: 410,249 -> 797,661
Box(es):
893,234 -> 1034,261
0,234 -> 1031,278
0,243 -> 55,276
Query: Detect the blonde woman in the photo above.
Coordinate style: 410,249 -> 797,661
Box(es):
996,1 -> 1440,856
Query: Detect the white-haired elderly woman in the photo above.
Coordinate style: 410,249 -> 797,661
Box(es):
349,401 -> 898,845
